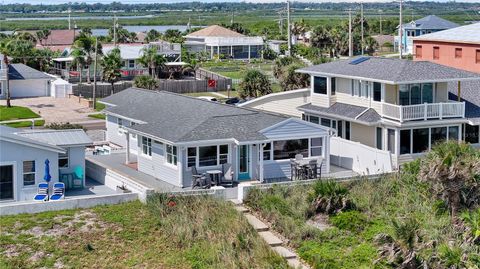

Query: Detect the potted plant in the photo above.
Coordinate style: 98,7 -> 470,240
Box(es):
116,183 -> 131,193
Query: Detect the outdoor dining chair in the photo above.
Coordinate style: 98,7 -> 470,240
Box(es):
191,166 -> 209,189
307,159 -> 318,179
295,154 -> 304,161
221,163 -> 235,187
33,182 -> 49,201
50,182 -> 65,201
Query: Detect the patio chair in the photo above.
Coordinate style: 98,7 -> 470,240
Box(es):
71,166 -> 84,189
290,159 -> 297,181
220,163 -> 235,187
50,182 -> 65,201
295,154 -> 304,161
33,183 -> 49,201
307,159 -> 318,179
191,166 -> 208,189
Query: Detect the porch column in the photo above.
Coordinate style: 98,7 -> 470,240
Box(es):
230,45 -> 233,57
457,81 -> 461,102
125,132 -> 130,164
259,143 -> 265,183
248,45 -> 251,61
210,46 -> 214,59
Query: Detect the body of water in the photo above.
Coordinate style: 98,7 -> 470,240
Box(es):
1,25 -> 195,35
4,15 -> 156,21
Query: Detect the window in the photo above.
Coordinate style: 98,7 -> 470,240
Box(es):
142,137 -> 152,156
321,118 -> 331,128
309,115 -> 319,124
187,147 -> 196,167
273,139 -> 308,160
263,143 -> 272,160
431,127 -> 447,146
433,47 -> 439,60
448,126 -> 459,141
331,77 -> 336,95
337,120 -> 343,138
412,128 -> 429,154
422,83 -> 433,104
399,83 -> 434,105
476,50 -> 480,64
198,146 -> 217,167
313,76 -> 327,95
166,144 -> 177,165
400,130 -> 411,154
416,45 -> 422,58
23,161 -> 35,186
464,124 -> 479,144
376,127 -> 383,150
219,145 -> 228,164
310,138 -> 323,157
59,150 -> 69,168
360,82 -> 369,98
373,82 -> 382,102
117,118 -> 124,134
455,48 -> 462,59
128,59 -> 135,68
345,121 -> 351,140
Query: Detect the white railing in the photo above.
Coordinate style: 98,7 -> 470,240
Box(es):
382,102 -> 465,122
0,68 -> 7,80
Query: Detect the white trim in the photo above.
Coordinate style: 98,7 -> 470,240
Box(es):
1,137 -> 65,153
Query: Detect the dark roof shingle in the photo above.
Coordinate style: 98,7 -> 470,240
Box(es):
8,64 -> 52,80
297,102 -> 381,124
448,80 -> 480,125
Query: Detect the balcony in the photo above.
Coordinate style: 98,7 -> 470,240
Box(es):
382,101 -> 465,122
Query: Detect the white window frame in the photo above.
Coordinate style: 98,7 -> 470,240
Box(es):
400,125 -> 462,155
23,160 -> 36,186
187,144 -> 230,168
165,144 -> 177,166
117,118 -> 125,135
141,137 -> 152,157
263,137 -> 325,162
310,137 -> 323,157
59,150 -> 69,169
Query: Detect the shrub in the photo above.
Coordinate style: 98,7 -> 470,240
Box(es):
45,122 -> 85,131
308,180 -> 348,203
330,211 -> 368,232
438,244 -> 463,268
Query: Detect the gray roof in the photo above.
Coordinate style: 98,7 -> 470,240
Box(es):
102,88 -> 289,143
297,102 -> 381,125
9,64 -> 52,80
448,80 -> 480,125
297,57 -> 480,84
414,22 -> 480,44
0,126 -> 65,152
402,15 -> 459,30
17,129 -> 93,147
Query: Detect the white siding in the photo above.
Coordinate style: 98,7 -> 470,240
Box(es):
106,115 -> 138,153
59,146 -> 87,181
9,79 -> 50,98
262,119 -> 329,139
0,140 -> 59,201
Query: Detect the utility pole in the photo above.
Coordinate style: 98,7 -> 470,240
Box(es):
113,14 -> 117,47
68,8 -> 71,30
399,0 -> 403,59
286,0 -> 292,56
93,37 -> 98,110
348,9 -> 353,57
361,2 -> 364,55
379,10 -> 383,35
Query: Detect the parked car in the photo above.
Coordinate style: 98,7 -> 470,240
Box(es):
197,96 -> 218,102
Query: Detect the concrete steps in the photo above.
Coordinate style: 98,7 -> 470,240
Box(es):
244,213 -> 269,232
258,231 -> 283,247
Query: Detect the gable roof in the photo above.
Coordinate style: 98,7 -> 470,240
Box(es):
297,57 -> 480,84
414,22 -> 480,45
186,25 -> 245,38
298,102 -> 381,125
8,64 -> 52,80
402,15 -> 459,30
17,129 -> 93,147
101,88 -> 328,143
39,29 -> 75,46
0,126 -> 65,153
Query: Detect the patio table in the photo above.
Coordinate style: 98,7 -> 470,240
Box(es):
206,170 -> 222,186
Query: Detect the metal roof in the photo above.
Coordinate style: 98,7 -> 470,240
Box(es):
402,15 -> 459,30
102,88 -> 328,143
8,64 -> 52,80
297,57 -> 480,84
414,22 -> 480,44
17,129 -> 93,147
0,126 -> 65,153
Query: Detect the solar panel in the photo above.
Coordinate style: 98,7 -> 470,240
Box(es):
349,57 -> 370,65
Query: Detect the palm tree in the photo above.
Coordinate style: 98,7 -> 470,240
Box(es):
280,64 -> 310,91
71,48 -> 86,84
419,141 -> 480,217
310,25 -> 332,56
138,46 -> 166,79
134,75 -> 158,90
0,37 -> 13,107
73,35 -> 101,83
145,29 -> 161,43
101,48 -> 122,95
364,36 -> 379,56
36,29 -> 51,46
291,19 -> 308,41
4,39 -> 35,64
239,69 -> 272,98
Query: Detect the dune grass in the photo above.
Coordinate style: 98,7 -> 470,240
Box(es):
0,196 -> 287,269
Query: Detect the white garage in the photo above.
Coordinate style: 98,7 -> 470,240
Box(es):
1,64 -> 52,99
50,78 -> 72,98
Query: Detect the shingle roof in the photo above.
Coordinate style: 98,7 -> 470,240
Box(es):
8,64 -> 52,80
0,126 -> 65,153
414,22 -> 480,44
448,80 -> 480,125
102,88 -> 288,143
186,25 -> 245,38
297,57 -> 480,84
297,102 -> 381,125
17,129 -> 93,147
402,15 -> 459,30
39,29 -> 75,46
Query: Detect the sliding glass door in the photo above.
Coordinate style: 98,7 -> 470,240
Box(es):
399,83 -> 434,106
0,165 -> 14,201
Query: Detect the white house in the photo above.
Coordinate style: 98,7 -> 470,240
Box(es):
0,126 -> 92,202
0,58 -> 52,99
100,88 -> 331,188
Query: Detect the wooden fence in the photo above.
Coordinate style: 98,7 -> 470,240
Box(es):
73,82 -> 133,98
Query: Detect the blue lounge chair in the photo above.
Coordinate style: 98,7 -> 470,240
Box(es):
33,183 -> 49,201
50,182 -> 65,201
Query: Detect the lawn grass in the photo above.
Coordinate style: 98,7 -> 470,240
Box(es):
201,60 -> 275,80
2,120 -> 45,128
88,113 -> 106,120
0,196 -> 288,269
244,169 -> 480,268
94,101 -> 106,112
0,106 -> 40,121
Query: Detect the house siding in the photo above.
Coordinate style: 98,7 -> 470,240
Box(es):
106,115 -> 138,153
9,79 -> 50,98
58,146 -> 87,181
351,122 -> 376,148
137,139 -> 181,187
0,140 -> 59,201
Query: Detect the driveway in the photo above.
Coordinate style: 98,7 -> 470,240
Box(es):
0,97 -> 100,125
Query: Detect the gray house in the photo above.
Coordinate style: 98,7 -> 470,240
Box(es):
0,126 -> 92,202
101,88 -> 331,188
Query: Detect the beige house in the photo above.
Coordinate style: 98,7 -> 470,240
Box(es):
296,57 -> 480,168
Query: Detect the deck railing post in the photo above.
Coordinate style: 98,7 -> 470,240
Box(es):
424,103 -> 428,120
439,103 -> 443,120
399,106 -> 403,122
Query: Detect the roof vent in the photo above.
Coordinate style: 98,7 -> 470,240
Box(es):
349,57 -> 370,65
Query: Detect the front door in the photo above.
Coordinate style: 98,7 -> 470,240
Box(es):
238,145 -> 250,180
0,165 -> 14,201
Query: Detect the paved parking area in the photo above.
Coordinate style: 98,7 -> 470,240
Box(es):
0,96 -> 97,124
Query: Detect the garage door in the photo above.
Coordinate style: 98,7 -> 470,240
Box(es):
11,80 -> 47,98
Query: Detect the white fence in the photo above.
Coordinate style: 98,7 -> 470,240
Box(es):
382,102 -> 465,122
330,137 -> 393,175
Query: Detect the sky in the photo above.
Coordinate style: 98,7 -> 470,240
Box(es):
2,0 -> 480,4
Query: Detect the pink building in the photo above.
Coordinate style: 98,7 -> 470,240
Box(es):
413,23 -> 480,74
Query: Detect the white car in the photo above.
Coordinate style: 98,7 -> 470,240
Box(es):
196,96 -> 218,102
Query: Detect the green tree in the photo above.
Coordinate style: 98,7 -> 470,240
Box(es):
239,69 -> 272,98
101,48 -> 123,95
138,46 -> 166,79
71,47 -> 86,84
134,75 -> 158,90
35,29 -> 51,46
419,141 -> 480,216
144,29 -> 161,43
364,36 -> 379,56
72,35 -> 102,83
0,37 -> 13,107
280,64 -> 310,91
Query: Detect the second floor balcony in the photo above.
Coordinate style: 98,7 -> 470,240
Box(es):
382,101 -> 465,122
